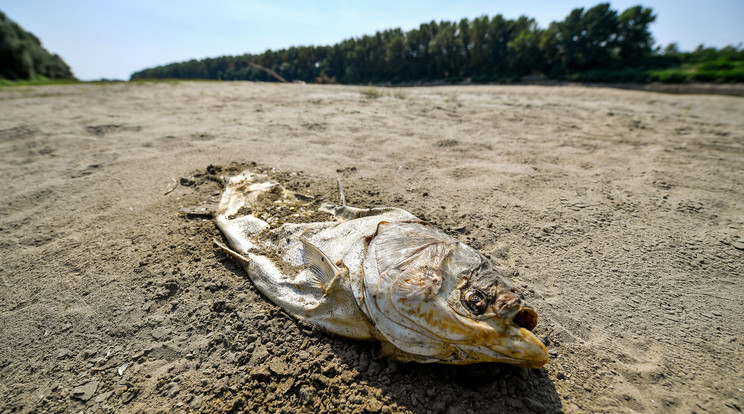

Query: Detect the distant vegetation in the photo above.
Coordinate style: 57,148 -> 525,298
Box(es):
131,3 -> 743,85
0,11 -> 75,81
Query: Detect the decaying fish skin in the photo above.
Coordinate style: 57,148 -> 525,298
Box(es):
214,169 -> 549,368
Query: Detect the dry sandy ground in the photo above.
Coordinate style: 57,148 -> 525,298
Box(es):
1,81 -> 742,413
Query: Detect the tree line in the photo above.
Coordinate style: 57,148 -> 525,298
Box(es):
132,3 -> 671,83
0,11 -> 75,81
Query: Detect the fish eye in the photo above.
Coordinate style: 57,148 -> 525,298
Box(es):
463,290 -> 488,315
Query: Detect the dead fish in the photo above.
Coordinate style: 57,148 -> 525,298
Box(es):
213,170 -> 548,368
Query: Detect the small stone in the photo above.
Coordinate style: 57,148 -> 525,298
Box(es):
250,365 -> 271,378
366,398 -> 384,412
268,358 -> 289,375
505,397 -> 524,409
277,377 -> 295,394
114,385 -> 127,397
357,352 -> 369,373
524,398 -> 547,412
94,390 -> 114,403
299,386 -> 316,403
250,344 -> 269,365
321,361 -> 340,376
80,349 -> 97,359
121,388 -> 138,404
367,361 -> 382,376
71,380 -> 99,401
167,383 -> 181,398
150,327 -> 170,340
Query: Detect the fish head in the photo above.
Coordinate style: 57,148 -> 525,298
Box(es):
363,221 -> 548,367
446,254 -> 548,367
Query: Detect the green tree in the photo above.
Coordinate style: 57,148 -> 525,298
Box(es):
131,3 -> 671,85
0,11 -> 75,80
540,3 -> 619,75
507,17 -> 543,75
617,6 -> 656,61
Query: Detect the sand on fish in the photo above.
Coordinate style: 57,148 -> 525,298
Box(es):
1,81 -> 743,413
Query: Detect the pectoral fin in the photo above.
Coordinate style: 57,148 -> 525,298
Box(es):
301,239 -> 347,296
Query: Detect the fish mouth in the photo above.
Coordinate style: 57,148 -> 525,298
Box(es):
484,299 -> 539,331
472,305 -> 547,368
508,307 -> 547,368
513,307 -> 538,331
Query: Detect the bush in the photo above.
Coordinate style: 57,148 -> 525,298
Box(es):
360,86 -> 383,99
648,70 -> 689,83
570,68 -> 651,83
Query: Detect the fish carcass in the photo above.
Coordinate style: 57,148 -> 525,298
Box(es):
213,169 -> 548,368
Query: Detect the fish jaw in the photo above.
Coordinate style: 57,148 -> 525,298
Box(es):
366,293 -> 549,366
464,320 -> 549,368
401,299 -> 549,367
463,295 -> 548,367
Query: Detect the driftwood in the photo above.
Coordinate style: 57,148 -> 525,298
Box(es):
248,62 -> 288,83
315,73 -> 337,84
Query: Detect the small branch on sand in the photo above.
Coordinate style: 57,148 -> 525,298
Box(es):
248,62 -> 288,83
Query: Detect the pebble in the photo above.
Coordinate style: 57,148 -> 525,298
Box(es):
71,380 -> 99,401
250,365 -> 271,378
94,390 -> 113,403
250,344 -> 269,365
524,398 -> 547,412
268,358 -> 290,375
366,399 -> 384,412
167,383 -> 181,398
277,377 -> 295,394
356,352 -> 369,372
299,386 -> 316,403
150,327 -> 171,340
121,387 -> 138,404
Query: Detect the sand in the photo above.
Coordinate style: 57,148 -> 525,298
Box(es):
1,81 -> 742,413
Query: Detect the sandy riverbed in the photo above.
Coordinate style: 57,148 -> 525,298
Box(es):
1,81 -> 742,413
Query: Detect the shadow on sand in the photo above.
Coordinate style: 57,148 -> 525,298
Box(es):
325,337 -> 562,413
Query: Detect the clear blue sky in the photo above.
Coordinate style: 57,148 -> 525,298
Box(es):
2,0 -> 743,80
